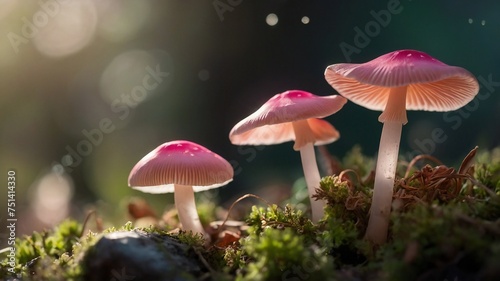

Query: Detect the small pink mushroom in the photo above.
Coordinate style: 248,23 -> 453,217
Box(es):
229,90 -> 347,222
128,140 -> 233,238
325,49 -> 479,244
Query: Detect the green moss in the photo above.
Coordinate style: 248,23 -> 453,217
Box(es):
0,219 -> 95,281
316,175 -> 371,230
235,203 -> 362,280
246,204 -> 316,239
236,227 -> 334,281
3,146 -> 500,280
223,246 -> 243,273
475,147 -> 500,194
376,201 -> 500,280
102,220 -> 134,233
176,230 -> 206,249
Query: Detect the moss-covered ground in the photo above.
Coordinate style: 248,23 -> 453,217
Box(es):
2,146 -> 500,280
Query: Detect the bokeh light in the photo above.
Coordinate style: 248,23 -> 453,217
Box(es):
33,0 -> 97,58
99,49 -> 173,107
94,0 -> 151,42
198,69 -> 210,81
0,0 -> 18,20
29,171 -> 74,226
266,13 -> 278,26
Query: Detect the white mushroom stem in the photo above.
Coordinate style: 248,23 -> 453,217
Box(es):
292,119 -> 325,222
174,184 -> 206,237
365,86 -> 407,244
299,142 -> 325,222
365,121 -> 402,244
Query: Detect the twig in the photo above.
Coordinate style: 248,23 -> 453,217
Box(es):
339,169 -> 362,186
465,176 -> 499,199
194,247 -> 216,275
218,193 -> 277,234
405,154 -> 444,178
455,212 -> 500,236
459,146 -> 478,175
80,209 -> 103,237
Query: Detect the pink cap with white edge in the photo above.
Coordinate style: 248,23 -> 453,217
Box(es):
128,140 -> 233,238
325,49 -> 479,124
128,140 -> 233,193
229,90 -> 346,150
228,90 -> 347,223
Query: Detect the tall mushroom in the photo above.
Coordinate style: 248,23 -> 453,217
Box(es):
325,49 -> 479,244
128,140 -> 234,238
229,90 -> 347,222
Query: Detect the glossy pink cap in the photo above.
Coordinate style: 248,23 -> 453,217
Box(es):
229,90 -> 346,146
128,140 -> 233,193
325,49 -> 479,112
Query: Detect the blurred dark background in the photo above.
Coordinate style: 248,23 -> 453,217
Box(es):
1,0 -> 499,242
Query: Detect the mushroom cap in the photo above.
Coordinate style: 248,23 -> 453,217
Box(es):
128,140 -> 234,193
229,90 -> 346,146
325,49 -> 479,112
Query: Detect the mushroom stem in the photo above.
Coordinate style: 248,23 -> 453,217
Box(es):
378,86 -> 408,124
174,184 -> 206,237
365,86 -> 407,244
299,142 -> 325,222
365,121 -> 402,244
292,119 -> 325,222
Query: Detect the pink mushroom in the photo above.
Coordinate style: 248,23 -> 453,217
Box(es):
325,49 -> 479,244
229,90 -> 347,222
128,140 -> 233,237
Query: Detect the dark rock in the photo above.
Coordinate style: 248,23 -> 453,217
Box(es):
83,230 -> 204,281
